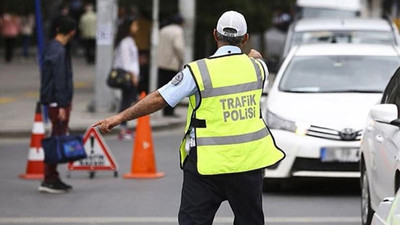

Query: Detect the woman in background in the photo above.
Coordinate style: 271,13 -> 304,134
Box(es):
112,15 -> 140,140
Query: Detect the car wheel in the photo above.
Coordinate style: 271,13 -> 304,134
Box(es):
361,164 -> 374,225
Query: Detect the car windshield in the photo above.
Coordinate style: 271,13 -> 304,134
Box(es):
300,8 -> 358,18
279,55 -> 400,93
292,31 -> 396,46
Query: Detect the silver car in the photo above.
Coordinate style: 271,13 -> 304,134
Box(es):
360,67 -> 400,225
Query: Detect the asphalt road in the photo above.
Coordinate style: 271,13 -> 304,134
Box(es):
0,125 -> 361,225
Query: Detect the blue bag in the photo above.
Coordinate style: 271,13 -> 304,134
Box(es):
42,135 -> 87,164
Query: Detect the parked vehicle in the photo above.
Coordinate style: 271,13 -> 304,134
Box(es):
263,44 -> 400,184
360,67 -> 400,225
282,18 -> 400,59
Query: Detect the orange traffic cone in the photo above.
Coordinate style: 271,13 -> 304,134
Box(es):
19,102 -> 45,179
123,92 -> 164,179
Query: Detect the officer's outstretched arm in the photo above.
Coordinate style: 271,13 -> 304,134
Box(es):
93,91 -> 168,133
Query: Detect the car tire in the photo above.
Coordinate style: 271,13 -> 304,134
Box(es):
361,163 -> 374,225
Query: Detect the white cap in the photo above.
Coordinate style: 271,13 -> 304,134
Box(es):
216,11 -> 247,37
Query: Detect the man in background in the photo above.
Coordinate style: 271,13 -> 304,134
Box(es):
157,14 -> 185,117
79,3 -> 96,64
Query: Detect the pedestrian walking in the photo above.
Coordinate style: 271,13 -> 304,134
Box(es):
0,12 -> 20,63
94,11 -> 285,224
20,10 -> 35,58
39,16 -> 76,194
157,14 -> 185,117
112,15 -> 140,140
79,3 -> 96,64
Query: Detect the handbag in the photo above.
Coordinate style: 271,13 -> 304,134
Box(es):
42,135 -> 87,165
106,68 -> 132,89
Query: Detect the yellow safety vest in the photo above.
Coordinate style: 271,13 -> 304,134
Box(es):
180,53 -> 285,175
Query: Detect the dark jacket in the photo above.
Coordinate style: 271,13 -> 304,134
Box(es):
40,39 -> 73,107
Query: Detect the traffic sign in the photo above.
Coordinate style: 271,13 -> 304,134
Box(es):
68,127 -> 118,178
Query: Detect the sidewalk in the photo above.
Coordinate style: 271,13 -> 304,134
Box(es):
0,56 -> 187,137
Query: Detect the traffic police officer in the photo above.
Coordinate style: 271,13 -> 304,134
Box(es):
94,10 -> 285,225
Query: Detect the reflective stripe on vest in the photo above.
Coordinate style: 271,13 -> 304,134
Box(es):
197,58 -> 263,98
197,128 -> 269,146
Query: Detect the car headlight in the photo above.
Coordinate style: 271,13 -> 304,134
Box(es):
266,110 -> 310,135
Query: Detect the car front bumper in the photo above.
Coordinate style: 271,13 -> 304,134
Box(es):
266,129 -> 360,178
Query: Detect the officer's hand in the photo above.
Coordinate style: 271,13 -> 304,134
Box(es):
93,114 -> 122,133
248,49 -> 263,59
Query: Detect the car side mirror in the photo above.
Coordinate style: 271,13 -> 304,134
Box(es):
370,104 -> 398,124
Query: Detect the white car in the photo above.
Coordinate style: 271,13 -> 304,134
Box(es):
360,67 -> 400,225
372,189 -> 400,225
263,44 -> 400,182
282,18 -> 400,59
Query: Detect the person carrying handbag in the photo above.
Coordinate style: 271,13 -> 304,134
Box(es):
111,14 -> 140,141
39,16 -> 76,193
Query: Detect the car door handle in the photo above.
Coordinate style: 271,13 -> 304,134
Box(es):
376,135 -> 384,143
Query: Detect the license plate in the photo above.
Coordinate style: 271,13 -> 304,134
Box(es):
320,147 -> 359,162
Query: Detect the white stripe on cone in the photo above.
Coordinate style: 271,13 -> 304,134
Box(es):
32,122 -> 45,134
28,147 -> 44,161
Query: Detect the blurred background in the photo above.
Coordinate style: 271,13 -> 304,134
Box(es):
1,0 -> 400,115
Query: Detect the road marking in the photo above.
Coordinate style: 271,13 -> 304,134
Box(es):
0,97 -> 17,104
0,82 -> 90,105
75,81 -> 90,89
23,92 -> 39,98
0,217 -> 360,223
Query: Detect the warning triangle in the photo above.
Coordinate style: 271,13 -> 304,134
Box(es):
68,127 -> 118,171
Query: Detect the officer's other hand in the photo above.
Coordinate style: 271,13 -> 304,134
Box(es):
248,49 -> 263,59
92,114 -> 122,133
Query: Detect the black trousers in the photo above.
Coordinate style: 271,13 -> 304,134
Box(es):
158,68 -> 177,116
83,38 -> 95,64
4,37 -> 16,62
179,149 -> 265,225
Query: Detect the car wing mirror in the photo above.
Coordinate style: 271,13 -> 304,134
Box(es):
370,104 -> 398,124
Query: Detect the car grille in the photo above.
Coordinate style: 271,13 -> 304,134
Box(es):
306,125 -> 362,141
292,158 -> 359,172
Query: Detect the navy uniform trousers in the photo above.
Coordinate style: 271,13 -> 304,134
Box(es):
178,148 -> 265,225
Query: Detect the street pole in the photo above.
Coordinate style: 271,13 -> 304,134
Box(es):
34,0 -> 45,68
149,0 -> 160,93
93,0 -> 117,112
179,0 -> 196,63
